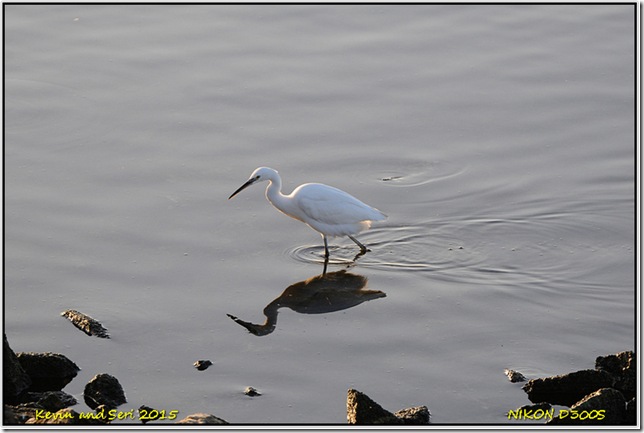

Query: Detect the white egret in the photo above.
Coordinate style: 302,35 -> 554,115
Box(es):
228,167 -> 387,258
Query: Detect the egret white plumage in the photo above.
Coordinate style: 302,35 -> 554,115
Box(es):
228,167 -> 387,258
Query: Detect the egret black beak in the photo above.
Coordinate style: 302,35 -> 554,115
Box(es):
228,177 -> 257,200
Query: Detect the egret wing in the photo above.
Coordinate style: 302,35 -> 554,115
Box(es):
295,184 -> 385,225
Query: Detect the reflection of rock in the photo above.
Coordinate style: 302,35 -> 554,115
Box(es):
4,334 -> 32,404
83,374 -> 127,410
175,413 -> 228,424
522,369 -> 613,407
228,270 -> 385,336
347,389 -> 430,425
16,352 -> 80,392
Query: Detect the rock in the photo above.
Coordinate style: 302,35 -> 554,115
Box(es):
595,353 -> 625,374
4,405 -> 19,425
25,408 -> 104,425
193,360 -> 212,371
244,386 -> 261,397
88,405 -> 112,424
60,309 -> 110,338
393,405 -> 431,424
3,334 -> 32,403
25,391 -> 77,412
625,398 -> 636,425
548,388 -> 626,425
7,403 -> 40,424
138,405 -> 162,424
507,401 -> 552,418
504,369 -> 527,383
346,389 -> 401,425
16,352 -> 80,392
522,369 -> 613,407
83,374 -> 126,410
175,413 -> 228,424
595,351 -> 633,374
595,351 -> 635,400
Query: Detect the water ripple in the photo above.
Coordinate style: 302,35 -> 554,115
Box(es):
5,79 -> 99,144
376,158 -> 467,187
287,222 -> 484,273
287,207 -> 629,296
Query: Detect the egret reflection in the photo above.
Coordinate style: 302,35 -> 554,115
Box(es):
227,270 -> 386,336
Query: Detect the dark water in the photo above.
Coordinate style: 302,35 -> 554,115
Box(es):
5,4 -> 635,424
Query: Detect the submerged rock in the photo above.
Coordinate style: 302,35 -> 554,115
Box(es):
61,309 -> 110,338
347,389 -> 430,425
193,360 -> 212,371
83,374 -> 126,410
522,369 -> 613,407
16,352 -> 80,392
175,413 -> 228,424
3,334 -> 32,403
244,386 -> 261,397
504,369 -> 527,383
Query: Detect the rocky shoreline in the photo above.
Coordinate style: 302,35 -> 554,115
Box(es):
507,350 -> 636,425
3,330 -> 636,425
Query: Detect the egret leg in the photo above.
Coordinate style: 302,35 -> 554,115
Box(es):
348,235 -> 369,254
323,235 -> 330,258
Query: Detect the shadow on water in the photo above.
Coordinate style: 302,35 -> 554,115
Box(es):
226,270 -> 386,336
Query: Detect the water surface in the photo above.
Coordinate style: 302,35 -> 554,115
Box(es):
4,4 -> 635,425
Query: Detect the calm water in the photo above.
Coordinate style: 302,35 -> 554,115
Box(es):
4,5 -> 635,425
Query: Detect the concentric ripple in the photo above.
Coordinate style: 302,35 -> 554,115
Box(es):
287,205 -> 630,296
287,222 -> 486,274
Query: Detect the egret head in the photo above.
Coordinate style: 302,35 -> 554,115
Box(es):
228,167 -> 278,199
